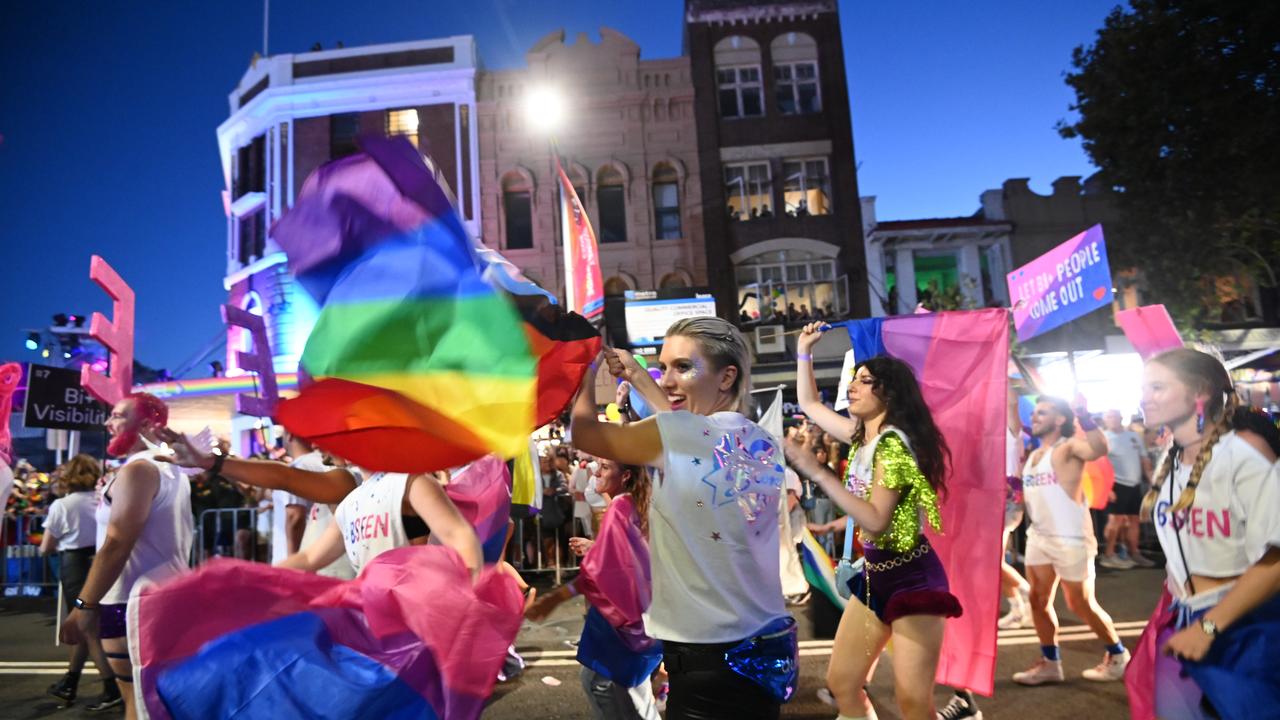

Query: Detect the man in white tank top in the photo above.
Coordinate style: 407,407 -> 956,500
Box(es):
1013,397 -> 1130,687
63,393 -> 193,720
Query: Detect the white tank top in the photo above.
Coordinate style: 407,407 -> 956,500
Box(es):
332,472 -> 409,574
1021,440 -> 1094,545
95,450 -> 194,605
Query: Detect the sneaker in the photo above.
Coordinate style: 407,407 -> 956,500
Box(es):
1098,554 -> 1136,570
817,687 -> 837,707
85,684 -> 123,713
1012,658 -> 1065,686
997,607 -> 1028,629
937,690 -> 983,720
1129,554 -> 1158,568
46,673 -> 78,705
1082,649 -> 1131,682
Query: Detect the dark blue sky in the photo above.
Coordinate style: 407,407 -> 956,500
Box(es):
0,0 -> 1122,373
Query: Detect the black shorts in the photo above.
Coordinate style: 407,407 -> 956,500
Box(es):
1107,483 -> 1143,516
58,547 -> 96,612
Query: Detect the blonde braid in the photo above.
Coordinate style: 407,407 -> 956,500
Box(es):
1140,446 -> 1178,521
1171,393 -> 1239,513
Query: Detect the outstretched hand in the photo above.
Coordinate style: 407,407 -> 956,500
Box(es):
796,321 -> 830,354
153,427 -> 215,470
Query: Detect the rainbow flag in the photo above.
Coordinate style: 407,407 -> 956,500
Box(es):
272,137 -> 535,472
130,547 -> 523,720
445,455 -> 512,563
844,309 -> 1009,696
1082,456 -> 1116,510
799,528 -> 846,610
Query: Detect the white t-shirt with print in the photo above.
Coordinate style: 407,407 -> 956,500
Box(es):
645,411 -> 788,643
332,472 -> 410,574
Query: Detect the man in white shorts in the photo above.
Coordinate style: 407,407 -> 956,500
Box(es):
1014,397 -> 1130,686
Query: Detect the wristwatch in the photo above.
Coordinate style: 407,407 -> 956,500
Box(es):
1199,618 -> 1218,638
73,597 -> 99,611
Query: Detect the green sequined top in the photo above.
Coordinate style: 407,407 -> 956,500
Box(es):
844,430 -> 944,554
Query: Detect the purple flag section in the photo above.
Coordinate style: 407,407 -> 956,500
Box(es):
445,455 -> 513,564
130,546 -> 522,720
880,309 -> 1008,696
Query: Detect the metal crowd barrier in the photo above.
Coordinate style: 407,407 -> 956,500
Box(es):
509,515 -> 586,585
1,513 -> 56,596
193,507 -> 271,566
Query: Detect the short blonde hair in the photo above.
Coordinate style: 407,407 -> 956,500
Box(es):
664,316 -> 753,414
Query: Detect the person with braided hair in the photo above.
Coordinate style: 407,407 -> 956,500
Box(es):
1134,348 -> 1280,720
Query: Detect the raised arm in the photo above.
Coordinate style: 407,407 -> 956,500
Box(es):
404,473 -> 482,578
154,428 -> 356,504
605,348 -> 671,414
795,322 -> 858,443
1067,403 -> 1108,462
570,357 -> 663,467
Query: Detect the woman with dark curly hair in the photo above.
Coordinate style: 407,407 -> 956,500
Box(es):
788,323 -> 960,720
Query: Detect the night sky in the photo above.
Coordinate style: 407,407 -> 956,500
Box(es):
0,0 -> 1122,373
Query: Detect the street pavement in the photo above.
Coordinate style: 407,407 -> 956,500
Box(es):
0,566 -> 1163,719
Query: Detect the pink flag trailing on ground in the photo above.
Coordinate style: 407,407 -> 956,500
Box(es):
844,308 -> 1008,695
1115,304 -> 1183,359
445,455 -> 512,564
129,547 -> 522,720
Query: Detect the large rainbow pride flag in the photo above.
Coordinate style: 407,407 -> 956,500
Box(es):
129,547 -> 522,720
843,308 -> 1008,696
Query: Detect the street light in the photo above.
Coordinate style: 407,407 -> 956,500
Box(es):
25,333 -> 39,351
524,85 -> 565,136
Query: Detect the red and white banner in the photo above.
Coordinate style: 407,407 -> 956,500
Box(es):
556,159 -> 604,319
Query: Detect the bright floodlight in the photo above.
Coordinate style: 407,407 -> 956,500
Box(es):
525,86 -> 565,135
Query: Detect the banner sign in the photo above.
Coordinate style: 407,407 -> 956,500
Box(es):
1006,224 -> 1113,342
81,255 -> 135,405
222,305 -> 280,417
557,160 -> 604,320
24,364 -> 110,431
1115,304 -> 1183,359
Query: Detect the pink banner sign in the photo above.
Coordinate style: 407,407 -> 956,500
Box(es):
1006,224 -> 1114,342
81,256 -> 135,406
1115,304 -> 1183,359
222,305 -> 279,417
557,159 -> 604,319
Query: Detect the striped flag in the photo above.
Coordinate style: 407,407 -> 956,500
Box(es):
556,157 -> 603,320
799,528 -> 846,610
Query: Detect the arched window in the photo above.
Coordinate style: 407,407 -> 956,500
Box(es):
597,166 -> 626,244
604,276 -> 632,296
652,163 -> 681,240
501,171 -> 533,250
659,271 -> 690,290
771,33 -> 821,115
714,36 -> 763,119
566,165 -> 588,207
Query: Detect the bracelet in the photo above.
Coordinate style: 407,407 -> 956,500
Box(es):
796,354 -> 813,362
209,452 -> 227,476
74,597 -> 99,610
1075,412 -> 1098,431
565,583 -> 579,598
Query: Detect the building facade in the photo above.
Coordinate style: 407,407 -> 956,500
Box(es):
476,28 -> 708,299
685,0 -> 869,342
216,37 -> 482,378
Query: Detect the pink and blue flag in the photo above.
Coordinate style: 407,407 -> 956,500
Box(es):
843,308 -> 1008,695
129,547 -> 522,720
445,455 -> 512,564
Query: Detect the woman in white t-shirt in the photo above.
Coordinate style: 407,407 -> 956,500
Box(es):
1132,348 -> 1280,720
39,455 -> 118,710
574,317 -> 794,720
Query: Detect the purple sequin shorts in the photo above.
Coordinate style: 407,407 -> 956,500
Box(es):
857,537 -> 963,625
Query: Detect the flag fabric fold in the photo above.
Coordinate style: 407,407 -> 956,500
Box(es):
556,158 -> 604,319
445,455 -> 513,564
844,308 -> 1008,696
799,528 -> 847,610
130,546 -> 522,720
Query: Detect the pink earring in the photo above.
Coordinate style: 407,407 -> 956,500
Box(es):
1195,398 -> 1206,434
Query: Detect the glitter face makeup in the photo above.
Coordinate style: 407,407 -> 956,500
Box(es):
657,336 -> 730,415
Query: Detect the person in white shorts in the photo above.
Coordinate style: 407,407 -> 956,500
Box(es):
1014,396 -> 1130,686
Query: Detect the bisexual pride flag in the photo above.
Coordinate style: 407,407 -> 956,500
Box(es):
129,547 -> 523,720
843,308 -> 1008,696
445,455 -> 512,563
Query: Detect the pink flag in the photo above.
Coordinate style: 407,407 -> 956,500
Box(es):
1115,304 -> 1183,359
574,495 -> 652,643
557,158 -> 604,319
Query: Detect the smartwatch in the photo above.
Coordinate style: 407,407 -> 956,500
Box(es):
1199,618 -> 1218,638
74,597 -> 99,611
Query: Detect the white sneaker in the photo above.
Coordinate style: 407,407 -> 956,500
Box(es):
997,607 -> 1028,629
1098,554 -> 1136,570
1012,658 -> 1065,686
1082,649 -> 1131,681
1130,554 -> 1158,568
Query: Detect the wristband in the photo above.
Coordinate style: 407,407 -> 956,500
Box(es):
1075,411 -> 1098,431
565,583 -> 579,598
209,451 -> 227,476
74,597 -> 99,610
796,354 -> 813,362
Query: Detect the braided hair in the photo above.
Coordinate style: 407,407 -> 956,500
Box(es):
1140,349 -> 1238,520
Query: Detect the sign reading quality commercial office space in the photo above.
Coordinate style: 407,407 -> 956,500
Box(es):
1006,224 -> 1114,342
23,363 -> 110,431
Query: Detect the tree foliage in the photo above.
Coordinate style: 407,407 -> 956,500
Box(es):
1059,0 -> 1280,324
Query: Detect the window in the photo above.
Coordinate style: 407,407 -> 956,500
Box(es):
237,208 -> 267,265
775,62 -> 821,114
724,162 -> 773,221
782,158 -> 831,216
234,135 -> 266,198
735,248 -> 847,323
771,33 -> 821,115
386,108 -> 420,148
502,172 -> 533,250
714,36 -> 764,119
597,167 -> 626,244
652,164 -> 681,239
330,113 -> 360,160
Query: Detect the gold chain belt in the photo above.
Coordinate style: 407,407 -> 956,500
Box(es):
865,541 -> 930,572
